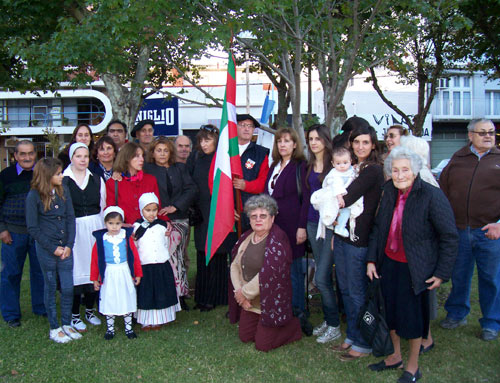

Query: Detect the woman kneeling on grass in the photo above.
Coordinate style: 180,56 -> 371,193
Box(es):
26,158 -> 81,343
229,194 -> 302,352
366,146 -> 458,383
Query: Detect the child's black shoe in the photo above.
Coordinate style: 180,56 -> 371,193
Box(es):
104,331 -> 115,340
126,330 -> 137,339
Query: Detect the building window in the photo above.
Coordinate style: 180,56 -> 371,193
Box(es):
433,75 -> 472,117
486,91 -> 500,116
463,92 -> 471,115
442,91 -> 450,115
453,92 -> 461,115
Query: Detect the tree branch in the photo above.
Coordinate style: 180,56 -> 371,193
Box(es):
369,67 -> 414,129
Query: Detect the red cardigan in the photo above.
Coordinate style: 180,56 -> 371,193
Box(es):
105,173 -> 160,224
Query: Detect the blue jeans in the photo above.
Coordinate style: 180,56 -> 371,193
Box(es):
307,222 -> 339,327
291,257 -> 305,312
35,243 -> 74,329
1,232 -> 45,322
334,236 -> 371,353
444,227 -> 500,331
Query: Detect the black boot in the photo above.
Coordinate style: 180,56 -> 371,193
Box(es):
293,307 -> 313,336
180,296 -> 190,311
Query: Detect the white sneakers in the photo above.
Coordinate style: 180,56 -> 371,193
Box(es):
85,309 -> 102,326
49,325 -> 83,343
71,315 -> 87,332
63,325 -> 83,340
313,321 -> 329,336
313,321 -> 341,343
49,327 -> 72,343
71,310 -> 101,332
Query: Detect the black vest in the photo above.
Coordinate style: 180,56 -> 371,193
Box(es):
64,173 -> 101,218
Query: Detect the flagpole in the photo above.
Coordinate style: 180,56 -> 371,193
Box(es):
235,184 -> 242,237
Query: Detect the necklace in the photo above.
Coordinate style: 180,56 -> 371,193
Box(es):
252,232 -> 269,244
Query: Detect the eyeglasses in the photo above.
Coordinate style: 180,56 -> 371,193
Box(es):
471,130 -> 496,137
237,123 -> 255,129
249,213 -> 269,221
385,133 -> 399,139
200,125 -> 217,133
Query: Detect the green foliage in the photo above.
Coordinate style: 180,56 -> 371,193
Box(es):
456,0 -> 500,79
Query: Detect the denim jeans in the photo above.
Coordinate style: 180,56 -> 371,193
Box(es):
291,257 -> 306,312
1,232 -> 45,322
35,243 -> 74,329
307,222 -> 339,327
334,236 -> 371,353
444,227 -> 500,331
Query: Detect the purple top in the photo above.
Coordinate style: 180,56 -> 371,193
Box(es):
307,171 -> 321,223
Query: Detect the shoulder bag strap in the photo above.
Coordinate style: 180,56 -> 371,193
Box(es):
296,163 -> 302,204
114,179 -> 118,205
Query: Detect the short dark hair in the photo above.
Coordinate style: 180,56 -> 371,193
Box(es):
106,119 -> 127,133
92,135 -> 118,162
332,146 -> 351,160
195,125 -> 219,152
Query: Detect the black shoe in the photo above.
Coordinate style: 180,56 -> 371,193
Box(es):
180,297 -> 190,311
201,304 -> 214,312
419,342 -> 434,354
397,369 -> 422,383
7,319 -> 21,328
126,330 -> 137,339
193,303 -> 205,310
104,331 -> 115,340
368,359 -> 403,371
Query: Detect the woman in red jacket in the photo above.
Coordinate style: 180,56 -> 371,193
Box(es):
105,142 -> 160,225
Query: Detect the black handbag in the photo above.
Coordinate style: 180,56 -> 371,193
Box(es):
357,278 -> 394,357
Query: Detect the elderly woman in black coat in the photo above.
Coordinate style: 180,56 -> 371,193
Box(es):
366,146 -> 458,383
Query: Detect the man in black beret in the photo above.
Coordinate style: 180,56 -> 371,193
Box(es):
132,120 -> 155,151
233,114 -> 269,232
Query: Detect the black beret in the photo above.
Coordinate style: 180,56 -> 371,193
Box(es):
236,114 -> 260,128
131,119 -> 155,138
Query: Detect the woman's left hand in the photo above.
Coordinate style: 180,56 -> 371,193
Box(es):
296,228 -> 307,245
426,276 -> 442,290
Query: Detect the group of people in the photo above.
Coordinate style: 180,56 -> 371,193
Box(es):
1,114 -> 499,382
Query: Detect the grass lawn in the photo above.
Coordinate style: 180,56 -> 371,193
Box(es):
1,234 -> 499,383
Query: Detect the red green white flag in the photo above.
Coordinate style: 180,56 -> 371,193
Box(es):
205,52 -> 242,264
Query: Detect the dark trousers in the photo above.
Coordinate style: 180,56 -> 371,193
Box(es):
1,232 -> 45,322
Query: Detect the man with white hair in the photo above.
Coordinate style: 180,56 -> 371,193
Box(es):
439,118 -> 500,341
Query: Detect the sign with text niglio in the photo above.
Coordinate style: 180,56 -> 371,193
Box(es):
136,97 -> 179,136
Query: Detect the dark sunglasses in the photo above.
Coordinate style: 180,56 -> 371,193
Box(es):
200,125 -> 217,133
471,130 -> 496,137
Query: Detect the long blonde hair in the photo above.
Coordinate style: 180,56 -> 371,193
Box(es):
31,158 -> 65,211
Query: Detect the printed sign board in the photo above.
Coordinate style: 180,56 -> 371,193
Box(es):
357,114 -> 432,141
136,97 -> 179,136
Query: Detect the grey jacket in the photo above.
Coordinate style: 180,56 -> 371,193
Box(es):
26,186 -> 76,254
